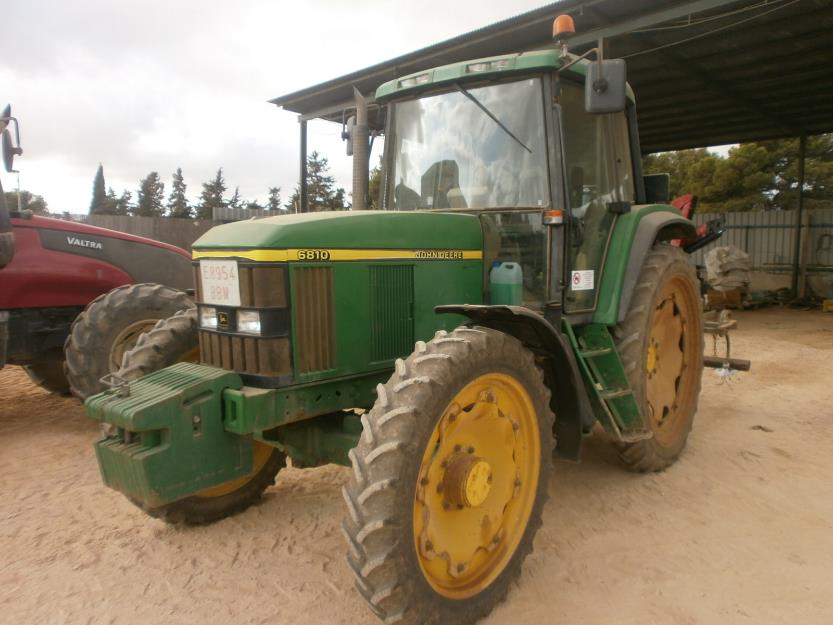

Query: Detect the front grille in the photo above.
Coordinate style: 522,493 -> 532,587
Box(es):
199,332 -> 290,378
194,261 -> 291,379
294,266 -> 335,373
369,265 -> 414,362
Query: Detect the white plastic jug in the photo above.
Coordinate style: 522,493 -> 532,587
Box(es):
489,261 -> 523,305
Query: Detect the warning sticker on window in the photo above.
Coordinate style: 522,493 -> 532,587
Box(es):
570,270 -> 595,291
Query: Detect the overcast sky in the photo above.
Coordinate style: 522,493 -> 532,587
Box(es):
1,0 -> 559,214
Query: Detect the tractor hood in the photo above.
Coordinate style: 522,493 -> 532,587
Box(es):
192,211 -> 483,253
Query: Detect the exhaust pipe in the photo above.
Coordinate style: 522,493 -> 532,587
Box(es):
351,87 -> 369,210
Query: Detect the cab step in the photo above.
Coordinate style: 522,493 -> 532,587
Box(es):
563,321 -> 651,443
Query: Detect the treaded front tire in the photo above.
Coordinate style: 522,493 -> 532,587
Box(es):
117,308 -> 284,526
342,326 -> 554,625
64,283 -> 192,400
613,244 -> 704,472
118,308 -> 200,379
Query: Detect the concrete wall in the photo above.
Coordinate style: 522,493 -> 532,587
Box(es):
64,215 -> 220,251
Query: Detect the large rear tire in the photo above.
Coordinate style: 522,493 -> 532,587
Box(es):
343,327 -> 554,625
64,283 -> 192,400
23,359 -> 71,395
613,244 -> 704,472
117,308 -> 285,526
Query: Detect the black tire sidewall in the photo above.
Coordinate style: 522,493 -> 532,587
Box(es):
64,283 -> 192,399
348,327 -> 554,625
617,245 -> 704,467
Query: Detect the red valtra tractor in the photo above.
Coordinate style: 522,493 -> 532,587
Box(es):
0,105 -> 193,398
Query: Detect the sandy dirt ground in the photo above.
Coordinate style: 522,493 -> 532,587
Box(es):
1,308 -> 832,625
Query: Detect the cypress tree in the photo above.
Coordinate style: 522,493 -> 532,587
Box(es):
90,164 -> 108,214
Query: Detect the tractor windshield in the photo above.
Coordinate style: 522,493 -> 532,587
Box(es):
386,78 -> 549,210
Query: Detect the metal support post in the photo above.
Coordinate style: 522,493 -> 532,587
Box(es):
791,135 -> 806,298
299,119 -> 308,213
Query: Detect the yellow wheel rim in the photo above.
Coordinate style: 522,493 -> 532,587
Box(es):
109,319 -> 160,372
196,441 -> 273,498
413,373 -> 541,599
646,276 -> 698,446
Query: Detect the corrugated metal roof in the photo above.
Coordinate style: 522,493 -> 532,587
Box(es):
270,0 -> 833,153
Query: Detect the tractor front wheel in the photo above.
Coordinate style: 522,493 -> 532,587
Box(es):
117,308 -> 285,525
613,244 -> 704,471
343,326 -> 553,625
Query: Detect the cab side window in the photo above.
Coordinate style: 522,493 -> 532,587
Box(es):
559,81 -> 634,312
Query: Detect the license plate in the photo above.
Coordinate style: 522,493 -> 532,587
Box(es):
199,259 -> 241,306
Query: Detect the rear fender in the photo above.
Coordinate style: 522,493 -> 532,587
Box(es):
435,304 -> 593,461
595,208 -> 696,326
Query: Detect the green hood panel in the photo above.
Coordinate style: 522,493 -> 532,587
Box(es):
193,211 -> 483,251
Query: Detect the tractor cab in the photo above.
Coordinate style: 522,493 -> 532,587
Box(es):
372,44 -> 641,322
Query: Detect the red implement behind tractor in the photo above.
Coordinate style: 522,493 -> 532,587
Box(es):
0,105 -> 193,398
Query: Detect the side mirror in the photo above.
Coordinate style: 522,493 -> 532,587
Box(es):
1,104 -> 22,173
585,59 -> 627,113
342,115 -> 356,156
2,129 -> 21,173
644,173 -> 671,204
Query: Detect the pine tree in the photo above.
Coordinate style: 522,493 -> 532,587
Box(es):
228,186 -> 242,210
267,186 -> 282,211
285,152 -> 347,212
246,199 -> 264,211
197,168 -> 227,220
368,159 -> 382,209
115,190 -> 132,216
90,164 -> 108,214
134,172 -> 166,217
642,134 -> 833,212
167,168 -> 191,218
4,190 -> 48,214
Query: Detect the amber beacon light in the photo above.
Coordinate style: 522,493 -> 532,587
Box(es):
553,14 -> 576,39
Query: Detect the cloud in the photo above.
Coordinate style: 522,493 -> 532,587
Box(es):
0,0 -> 551,213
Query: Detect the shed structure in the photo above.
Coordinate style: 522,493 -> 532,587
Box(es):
270,0 -> 833,296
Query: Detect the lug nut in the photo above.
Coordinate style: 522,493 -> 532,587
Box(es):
466,446 -> 475,454
436,484 -> 444,493
457,563 -> 465,573
454,444 -> 462,452
420,477 -> 429,486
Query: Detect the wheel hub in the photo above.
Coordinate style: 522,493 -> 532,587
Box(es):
442,454 -> 492,508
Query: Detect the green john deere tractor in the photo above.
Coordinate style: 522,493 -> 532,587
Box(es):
87,19 -> 709,625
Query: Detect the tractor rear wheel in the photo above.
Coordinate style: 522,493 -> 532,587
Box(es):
343,326 -> 553,625
23,358 -> 71,395
64,283 -> 192,400
117,308 -> 285,525
613,244 -> 704,471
